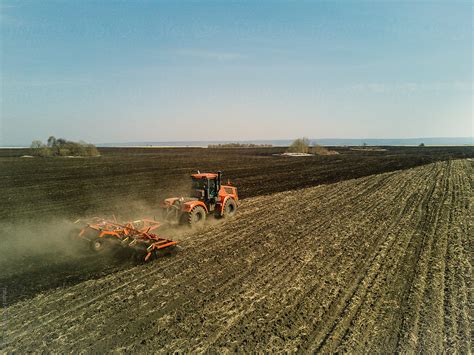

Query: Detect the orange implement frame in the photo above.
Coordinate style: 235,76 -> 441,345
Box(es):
76,217 -> 177,261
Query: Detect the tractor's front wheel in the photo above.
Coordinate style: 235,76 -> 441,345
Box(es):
186,206 -> 206,227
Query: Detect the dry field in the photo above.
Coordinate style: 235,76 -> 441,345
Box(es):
2,159 -> 472,352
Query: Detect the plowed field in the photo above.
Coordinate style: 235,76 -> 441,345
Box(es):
1,146 -> 472,223
2,159 -> 472,352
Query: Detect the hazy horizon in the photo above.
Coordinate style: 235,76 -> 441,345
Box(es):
2,136 -> 472,148
1,1 -> 472,146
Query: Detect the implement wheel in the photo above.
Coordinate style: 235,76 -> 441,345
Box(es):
223,198 -> 237,218
90,237 -> 111,253
187,206 -> 206,227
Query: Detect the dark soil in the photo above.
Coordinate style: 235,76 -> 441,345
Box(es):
3,160 -> 472,353
0,146 -> 472,306
1,146 -> 472,223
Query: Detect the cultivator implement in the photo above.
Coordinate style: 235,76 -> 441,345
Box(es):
74,217 -> 177,261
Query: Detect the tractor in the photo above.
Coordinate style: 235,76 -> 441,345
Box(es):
72,171 -> 238,261
161,171 -> 238,226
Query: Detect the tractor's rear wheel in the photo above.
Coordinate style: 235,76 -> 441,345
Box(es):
186,206 -> 206,227
223,198 -> 237,218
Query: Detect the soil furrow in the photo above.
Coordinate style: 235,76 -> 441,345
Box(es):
305,164 -> 439,352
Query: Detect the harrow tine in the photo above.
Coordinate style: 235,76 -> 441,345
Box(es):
156,241 -> 176,249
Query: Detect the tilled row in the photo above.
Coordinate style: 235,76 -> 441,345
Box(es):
395,159 -> 472,353
201,162 -> 438,352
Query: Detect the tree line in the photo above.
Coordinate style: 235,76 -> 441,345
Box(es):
30,136 -> 99,157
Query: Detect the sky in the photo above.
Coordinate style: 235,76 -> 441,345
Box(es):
1,0 -> 472,145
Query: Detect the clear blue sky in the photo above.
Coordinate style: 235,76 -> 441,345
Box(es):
1,0 -> 472,145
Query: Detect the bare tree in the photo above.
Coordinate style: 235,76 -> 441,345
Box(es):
30,140 -> 43,149
288,137 -> 310,153
30,140 -> 51,157
47,136 -> 57,148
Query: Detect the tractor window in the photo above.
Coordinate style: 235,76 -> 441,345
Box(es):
209,179 -> 217,197
192,178 -> 206,190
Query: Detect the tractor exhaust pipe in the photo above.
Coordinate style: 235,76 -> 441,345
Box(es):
217,171 -> 222,189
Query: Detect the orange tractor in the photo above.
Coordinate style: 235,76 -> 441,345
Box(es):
161,171 -> 239,226
74,171 -> 238,261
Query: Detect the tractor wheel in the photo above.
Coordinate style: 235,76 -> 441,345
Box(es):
223,198 -> 237,218
187,206 -> 206,227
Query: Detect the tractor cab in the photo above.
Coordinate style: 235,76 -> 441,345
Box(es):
162,171 -> 238,226
191,172 -> 219,201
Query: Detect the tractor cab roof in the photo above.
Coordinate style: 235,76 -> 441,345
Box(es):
191,173 -> 218,179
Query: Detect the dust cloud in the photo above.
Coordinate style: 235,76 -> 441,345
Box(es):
0,218 -> 85,276
0,189 -> 223,304
0,194 -> 191,276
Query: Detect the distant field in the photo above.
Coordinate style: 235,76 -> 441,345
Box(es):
3,159 -> 472,352
1,146 -> 473,222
